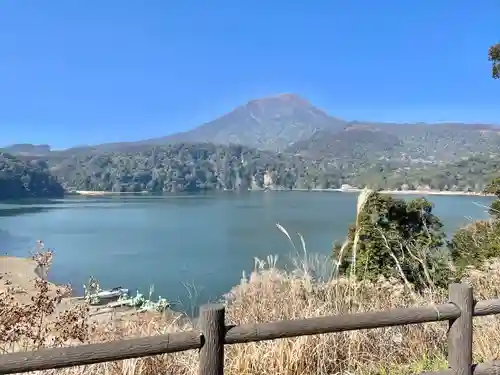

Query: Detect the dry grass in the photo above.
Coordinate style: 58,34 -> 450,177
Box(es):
3,254 -> 500,375
3,190 -> 500,375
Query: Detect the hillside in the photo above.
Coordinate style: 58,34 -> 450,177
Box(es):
1,144 -> 52,156
144,93 -> 347,151
1,95 -> 345,156
375,122 -> 500,162
3,94 -> 500,193
286,124 -> 403,161
137,94 -> 500,163
6,94 -> 500,163
38,142 -> 346,192
0,152 -> 65,200
8,140 -> 495,194
287,121 -> 500,164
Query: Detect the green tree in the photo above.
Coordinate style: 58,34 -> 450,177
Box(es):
485,177 -> 500,196
449,220 -> 500,276
334,191 -> 450,290
484,177 -> 500,218
489,43 -> 500,79
0,152 -> 64,200
449,176 -> 500,276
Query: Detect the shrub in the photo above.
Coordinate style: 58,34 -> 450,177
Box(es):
0,247 -> 92,353
334,189 -> 452,290
449,220 -> 500,276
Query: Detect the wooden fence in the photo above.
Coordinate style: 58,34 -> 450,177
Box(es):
2,283 -> 500,375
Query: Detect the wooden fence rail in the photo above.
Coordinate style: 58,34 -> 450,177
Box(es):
2,283 -> 500,374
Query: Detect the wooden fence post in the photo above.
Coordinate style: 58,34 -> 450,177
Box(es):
448,283 -> 473,375
198,304 -> 225,375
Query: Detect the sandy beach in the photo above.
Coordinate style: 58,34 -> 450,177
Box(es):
373,189 -> 491,197
0,255 -> 172,325
74,190 -> 148,196
0,256 -> 58,304
292,188 -> 494,196
74,188 -> 494,197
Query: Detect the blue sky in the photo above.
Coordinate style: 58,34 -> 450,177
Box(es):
0,0 -> 499,149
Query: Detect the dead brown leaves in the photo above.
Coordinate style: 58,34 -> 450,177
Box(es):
0,247 -> 92,353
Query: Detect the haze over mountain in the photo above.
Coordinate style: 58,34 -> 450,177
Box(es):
1,144 -> 52,156
4,93 -> 500,162
3,93 -> 500,196
160,94 -> 347,151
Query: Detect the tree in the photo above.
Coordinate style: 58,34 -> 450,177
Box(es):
450,176 -> 500,275
484,177 -> 500,218
334,191 -> 450,290
0,152 -> 65,200
489,43 -> 500,79
449,220 -> 500,276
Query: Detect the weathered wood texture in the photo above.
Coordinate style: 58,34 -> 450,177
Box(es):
470,361 -> 500,375
473,299 -> 500,316
448,283 -> 473,375
225,303 -> 460,344
198,304 -> 225,375
0,331 -> 201,374
1,283 -> 500,375
421,360 -> 500,375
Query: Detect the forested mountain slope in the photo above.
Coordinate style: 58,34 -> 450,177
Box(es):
0,152 -> 64,200
3,95 -> 500,195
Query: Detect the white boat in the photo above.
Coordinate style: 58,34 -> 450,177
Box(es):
95,286 -> 129,300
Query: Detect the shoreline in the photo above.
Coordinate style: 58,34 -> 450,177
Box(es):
72,189 -> 495,197
0,255 -> 174,325
329,188 -> 494,197
0,256 -> 59,305
72,190 -> 148,196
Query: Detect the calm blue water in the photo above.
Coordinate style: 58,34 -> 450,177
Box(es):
0,192 -> 493,311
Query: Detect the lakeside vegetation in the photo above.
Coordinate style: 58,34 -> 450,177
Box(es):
0,42 -> 499,375
0,152 -> 64,200
2,141 -> 500,200
3,183 -> 500,374
2,47 -> 500,199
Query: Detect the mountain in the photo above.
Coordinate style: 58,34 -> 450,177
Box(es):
286,124 -> 403,161
8,94 -> 343,155
42,143 -> 326,193
373,122 -> 500,161
154,93 -> 347,151
20,140 -> 500,195
4,94 -> 500,169
0,152 -> 64,200
134,94 -> 500,160
56,94 -> 500,161
2,144 -> 52,156
5,94 -> 500,195
287,121 -> 500,164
